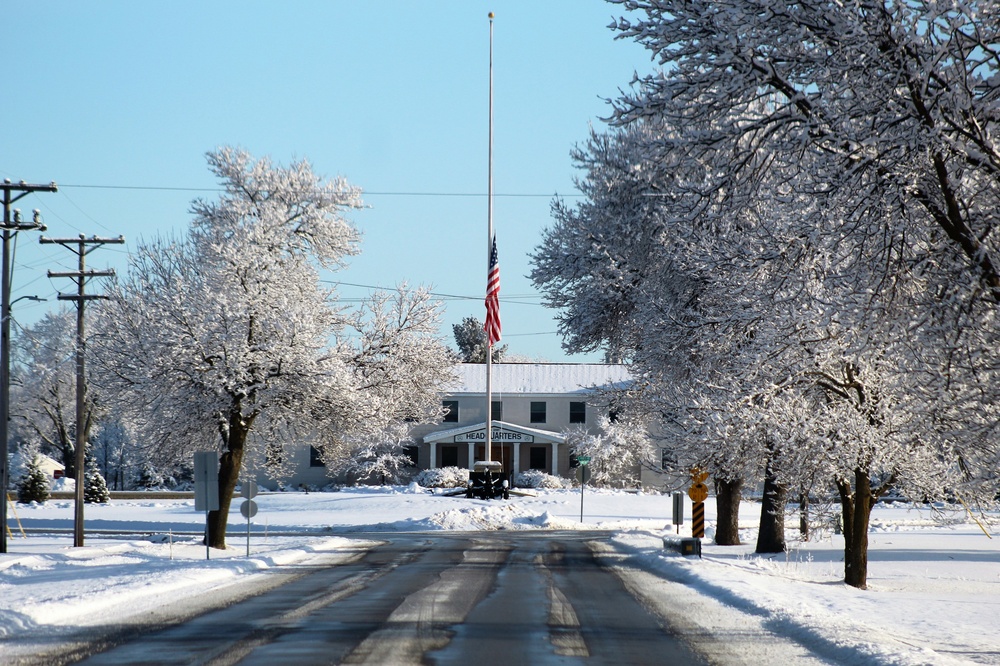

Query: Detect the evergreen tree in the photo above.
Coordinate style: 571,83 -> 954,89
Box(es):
84,457 -> 110,504
452,317 -> 506,363
17,456 -> 50,504
133,461 -> 165,490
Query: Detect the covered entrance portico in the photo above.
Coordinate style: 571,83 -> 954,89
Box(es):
423,421 -> 567,477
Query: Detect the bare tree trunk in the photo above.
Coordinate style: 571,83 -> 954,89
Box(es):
755,464 -> 787,554
58,425 -> 77,479
836,477 -> 854,554
207,409 -> 251,549
714,477 -> 742,545
798,492 -> 810,541
842,468 -> 874,589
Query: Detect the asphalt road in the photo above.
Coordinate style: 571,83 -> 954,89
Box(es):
62,532 -> 706,665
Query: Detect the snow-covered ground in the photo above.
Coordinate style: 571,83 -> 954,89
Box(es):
1,486 -> 998,664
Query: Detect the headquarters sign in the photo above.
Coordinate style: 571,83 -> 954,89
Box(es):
454,429 -> 534,443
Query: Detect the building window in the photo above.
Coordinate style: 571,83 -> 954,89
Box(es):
529,447 -> 547,470
570,402 -> 586,424
404,445 -> 420,467
441,445 -> 459,467
530,401 -> 546,424
309,446 -> 325,468
491,400 -> 503,421
443,400 -> 459,423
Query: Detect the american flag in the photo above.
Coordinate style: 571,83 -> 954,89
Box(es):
484,234 -> 501,346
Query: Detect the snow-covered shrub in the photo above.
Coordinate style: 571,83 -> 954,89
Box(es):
514,470 -> 565,489
414,467 -> 469,488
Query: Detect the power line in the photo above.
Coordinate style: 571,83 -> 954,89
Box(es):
58,183 -> 582,198
323,279 -> 546,305
504,331 -> 559,337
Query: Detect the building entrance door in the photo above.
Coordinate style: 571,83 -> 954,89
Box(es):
475,444 -> 512,475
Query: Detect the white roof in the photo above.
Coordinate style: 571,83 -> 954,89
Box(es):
447,363 -> 631,396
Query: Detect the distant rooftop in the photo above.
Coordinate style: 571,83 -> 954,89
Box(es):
448,363 -> 631,396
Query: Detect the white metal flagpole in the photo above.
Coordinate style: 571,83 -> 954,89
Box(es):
485,11 -> 495,465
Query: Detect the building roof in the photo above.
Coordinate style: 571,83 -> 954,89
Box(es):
448,363 -> 631,396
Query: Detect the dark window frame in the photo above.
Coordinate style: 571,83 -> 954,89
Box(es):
569,401 -> 586,424
441,445 -> 459,467
530,401 -> 546,424
442,400 -> 459,423
529,446 -> 547,470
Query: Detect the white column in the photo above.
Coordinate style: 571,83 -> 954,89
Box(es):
468,442 -> 476,470
429,442 -> 436,469
513,444 -> 521,476
551,442 -> 560,476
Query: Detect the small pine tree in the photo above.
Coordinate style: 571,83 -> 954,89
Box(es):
84,458 -> 111,504
17,456 -> 51,504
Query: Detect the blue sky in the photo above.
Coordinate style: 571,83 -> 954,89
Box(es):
5,1 -> 652,362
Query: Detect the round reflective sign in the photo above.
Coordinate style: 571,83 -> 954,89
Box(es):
240,499 -> 258,519
687,482 -> 709,503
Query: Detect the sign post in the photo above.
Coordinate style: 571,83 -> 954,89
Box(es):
688,468 -> 710,539
193,452 -> 220,560
240,480 -> 259,557
576,456 -> 591,523
672,491 -> 684,534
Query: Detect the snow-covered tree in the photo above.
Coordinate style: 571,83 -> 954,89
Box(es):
326,422 -> 418,485
11,309 -> 100,479
532,119 -> 773,544
90,417 -> 137,491
93,148 -> 455,548
564,415 -> 656,487
452,316 -> 506,363
610,0 -> 1000,306
534,0 -> 1000,585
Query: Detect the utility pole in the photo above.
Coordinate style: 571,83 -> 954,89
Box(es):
1,179 -> 56,554
41,234 -> 124,547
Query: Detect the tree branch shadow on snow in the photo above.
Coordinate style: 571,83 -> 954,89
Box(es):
602,534 -> 929,665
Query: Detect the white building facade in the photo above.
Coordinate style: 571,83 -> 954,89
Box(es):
262,363 -> 633,489
408,363 -> 631,478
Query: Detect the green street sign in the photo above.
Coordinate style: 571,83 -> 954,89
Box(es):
577,456 -> 591,465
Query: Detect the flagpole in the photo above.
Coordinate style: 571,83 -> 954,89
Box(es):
485,10 -> 495,465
